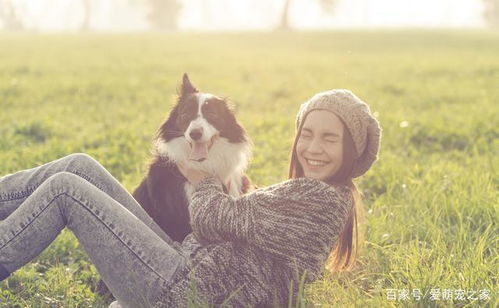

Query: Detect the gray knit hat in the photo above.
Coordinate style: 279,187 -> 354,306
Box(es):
296,89 -> 381,178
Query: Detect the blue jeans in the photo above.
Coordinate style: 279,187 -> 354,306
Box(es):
0,153 -> 188,308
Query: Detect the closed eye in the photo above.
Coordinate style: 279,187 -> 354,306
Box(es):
300,133 -> 312,139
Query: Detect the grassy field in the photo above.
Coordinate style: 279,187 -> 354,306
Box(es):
0,30 -> 498,307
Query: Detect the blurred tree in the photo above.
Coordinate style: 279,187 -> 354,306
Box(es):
278,0 -> 291,30
0,0 -> 23,31
278,0 -> 336,30
81,0 -> 91,31
147,0 -> 182,31
483,0 -> 499,28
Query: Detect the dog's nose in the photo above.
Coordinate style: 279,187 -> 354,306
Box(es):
190,129 -> 203,141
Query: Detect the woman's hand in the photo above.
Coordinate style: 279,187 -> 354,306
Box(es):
177,161 -> 210,186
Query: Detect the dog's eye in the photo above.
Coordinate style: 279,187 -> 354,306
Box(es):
179,113 -> 189,121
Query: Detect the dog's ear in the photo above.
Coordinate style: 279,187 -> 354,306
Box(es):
180,73 -> 198,97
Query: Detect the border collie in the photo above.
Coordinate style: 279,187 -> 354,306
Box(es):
133,73 -> 252,242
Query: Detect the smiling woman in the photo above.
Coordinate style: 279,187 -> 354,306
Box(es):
289,89 -> 381,271
296,110 -> 346,181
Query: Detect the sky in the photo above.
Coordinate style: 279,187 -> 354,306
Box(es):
7,0 -> 486,31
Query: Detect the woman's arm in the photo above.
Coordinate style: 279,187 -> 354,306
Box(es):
187,176 -> 255,245
188,176 -> 353,265
177,160 -> 353,262
176,161 -> 256,245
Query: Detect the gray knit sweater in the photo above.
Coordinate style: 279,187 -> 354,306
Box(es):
152,176 -> 353,307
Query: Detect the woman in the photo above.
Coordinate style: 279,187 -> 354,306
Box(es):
0,89 -> 381,307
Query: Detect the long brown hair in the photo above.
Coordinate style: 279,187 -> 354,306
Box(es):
288,112 -> 365,272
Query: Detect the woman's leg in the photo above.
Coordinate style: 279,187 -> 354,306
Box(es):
0,153 -> 179,249
0,172 -> 187,308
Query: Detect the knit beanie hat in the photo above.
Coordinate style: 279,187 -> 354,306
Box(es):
296,89 -> 381,178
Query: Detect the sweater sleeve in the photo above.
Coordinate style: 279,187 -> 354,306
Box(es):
188,176 -> 254,245
188,176 -> 353,263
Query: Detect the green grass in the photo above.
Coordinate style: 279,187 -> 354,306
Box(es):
0,30 -> 498,307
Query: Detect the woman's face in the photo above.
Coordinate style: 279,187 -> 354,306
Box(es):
296,110 -> 344,181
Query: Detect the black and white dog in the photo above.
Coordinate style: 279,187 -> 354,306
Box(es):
97,74 -> 253,300
133,74 -> 252,243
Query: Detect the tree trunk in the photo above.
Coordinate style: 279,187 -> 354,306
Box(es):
278,0 -> 291,30
0,0 -> 23,31
483,0 -> 499,28
81,0 -> 90,31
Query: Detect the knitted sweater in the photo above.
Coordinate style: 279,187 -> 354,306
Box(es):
152,176 -> 353,307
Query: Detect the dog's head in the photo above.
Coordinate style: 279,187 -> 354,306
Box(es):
155,74 -> 251,174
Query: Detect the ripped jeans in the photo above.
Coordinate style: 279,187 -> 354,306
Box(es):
0,153 -> 189,307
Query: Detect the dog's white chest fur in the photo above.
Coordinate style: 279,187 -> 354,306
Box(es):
184,182 -> 196,201
158,136 -> 250,200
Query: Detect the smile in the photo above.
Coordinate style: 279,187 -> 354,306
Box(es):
306,159 -> 329,166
